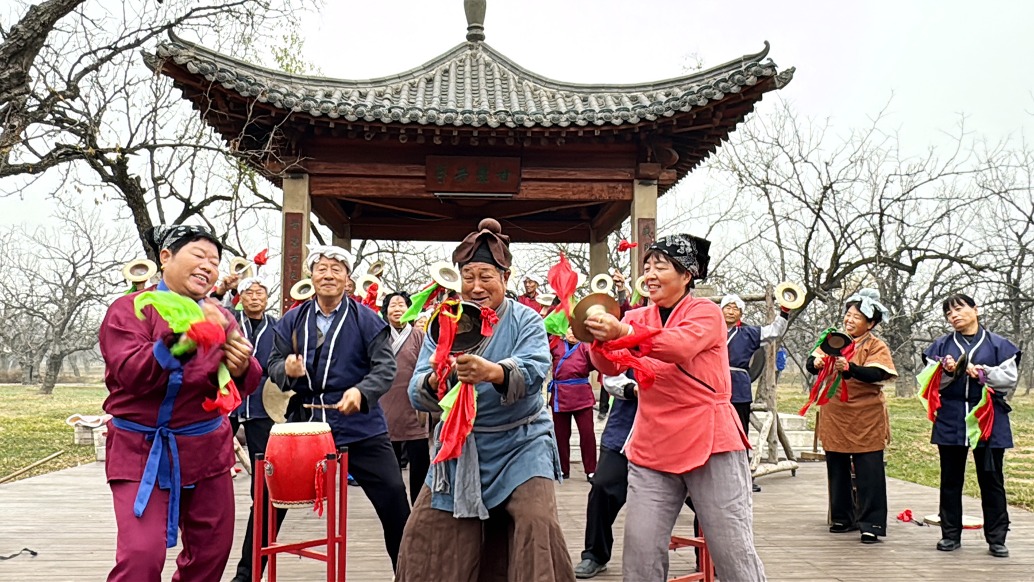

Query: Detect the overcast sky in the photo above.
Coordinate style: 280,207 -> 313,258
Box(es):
4,0 -> 1033,236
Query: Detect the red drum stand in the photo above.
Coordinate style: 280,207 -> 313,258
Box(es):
253,449 -> 348,582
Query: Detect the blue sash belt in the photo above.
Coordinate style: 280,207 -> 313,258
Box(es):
110,337 -> 223,548
547,378 -> 590,412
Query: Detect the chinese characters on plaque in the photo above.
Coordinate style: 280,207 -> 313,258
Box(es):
426,156 -> 522,194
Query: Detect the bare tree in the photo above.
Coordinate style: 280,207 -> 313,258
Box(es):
0,200 -> 132,393
0,0 -> 317,257
708,101 -> 1004,395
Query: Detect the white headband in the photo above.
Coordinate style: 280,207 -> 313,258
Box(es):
720,294 -> 745,311
305,244 -> 352,273
238,276 -> 270,294
524,274 -> 543,285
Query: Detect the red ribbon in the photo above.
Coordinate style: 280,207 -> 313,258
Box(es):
313,460 -> 327,516
362,282 -> 379,310
202,379 -> 241,415
975,387 -> 996,443
896,509 -> 914,523
922,363 -> 943,422
590,323 -> 662,390
433,303 -> 459,399
799,343 -> 856,416
185,320 -> 227,350
617,239 -> 638,252
253,248 -> 269,266
547,253 -> 578,318
480,306 -> 499,337
432,382 -> 477,464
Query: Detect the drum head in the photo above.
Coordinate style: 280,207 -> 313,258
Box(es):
748,348 -> 767,382
429,302 -> 486,353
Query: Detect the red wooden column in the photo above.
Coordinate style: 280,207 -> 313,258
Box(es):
280,173 -> 311,313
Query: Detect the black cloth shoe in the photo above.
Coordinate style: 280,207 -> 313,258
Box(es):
860,532 -> 881,544
989,543 -> 1009,558
752,481 -> 761,493
231,575 -> 249,582
829,523 -> 859,533
574,558 -> 607,579
936,538 -> 961,551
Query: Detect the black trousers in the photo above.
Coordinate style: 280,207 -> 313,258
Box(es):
938,445 -> 1009,544
598,385 -> 609,415
826,450 -> 887,536
392,438 -> 431,505
732,401 -> 751,439
582,447 -> 695,565
229,417 -> 289,580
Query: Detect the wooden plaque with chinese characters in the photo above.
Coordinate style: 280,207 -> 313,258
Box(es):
425,156 -> 522,193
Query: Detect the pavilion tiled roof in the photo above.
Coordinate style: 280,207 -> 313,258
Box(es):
152,33 -> 794,131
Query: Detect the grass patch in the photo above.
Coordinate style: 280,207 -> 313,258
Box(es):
0,384 -> 107,482
777,385 -> 1034,511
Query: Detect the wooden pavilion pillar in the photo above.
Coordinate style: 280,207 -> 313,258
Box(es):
280,174 -> 311,313
630,178 -> 658,282
589,228 -> 610,278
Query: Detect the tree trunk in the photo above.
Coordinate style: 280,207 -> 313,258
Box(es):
68,354 -> 81,378
38,353 -> 62,395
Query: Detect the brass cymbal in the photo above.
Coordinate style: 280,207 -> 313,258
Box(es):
570,293 -> 621,343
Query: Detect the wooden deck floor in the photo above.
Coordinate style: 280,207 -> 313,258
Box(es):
3,435 -> 1034,580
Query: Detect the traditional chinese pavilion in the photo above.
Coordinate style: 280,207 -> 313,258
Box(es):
148,1 -> 794,309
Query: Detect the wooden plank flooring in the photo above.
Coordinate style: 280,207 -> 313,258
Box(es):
3,425 -> 1034,580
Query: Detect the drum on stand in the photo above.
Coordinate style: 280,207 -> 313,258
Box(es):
264,421 -> 336,509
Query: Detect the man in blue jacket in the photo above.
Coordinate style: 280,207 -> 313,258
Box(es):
267,245 -> 409,572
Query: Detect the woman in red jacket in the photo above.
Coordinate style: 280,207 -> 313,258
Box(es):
585,234 -> 765,582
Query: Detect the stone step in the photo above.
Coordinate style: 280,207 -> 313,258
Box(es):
752,411 -> 810,431
752,430 -> 823,457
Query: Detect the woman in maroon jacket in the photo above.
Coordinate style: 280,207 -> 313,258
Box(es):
380,292 -> 430,504
100,225 -> 260,582
550,328 -> 599,479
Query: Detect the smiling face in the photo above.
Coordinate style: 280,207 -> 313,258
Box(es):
524,278 -> 539,295
386,295 -> 409,328
159,239 -> 220,300
240,283 -> 269,317
461,262 -> 509,310
311,256 -> 349,303
642,253 -> 692,309
843,305 -> 875,338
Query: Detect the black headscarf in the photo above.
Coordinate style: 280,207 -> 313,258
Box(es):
646,234 -> 711,280
146,224 -> 223,257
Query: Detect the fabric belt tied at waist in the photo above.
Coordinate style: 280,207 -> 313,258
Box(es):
547,377 -> 590,411
110,415 -> 224,548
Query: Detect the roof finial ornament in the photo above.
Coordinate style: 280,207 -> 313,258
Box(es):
464,0 -> 486,43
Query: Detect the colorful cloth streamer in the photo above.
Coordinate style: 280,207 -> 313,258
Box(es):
401,281 -> 441,323
590,323 -> 662,390
134,292 -> 241,415
253,248 -> 269,266
916,360 -> 944,422
966,384 -> 995,449
362,281 -> 379,310
799,328 -> 855,416
617,239 -> 638,252
547,253 -> 578,321
430,301 -> 499,465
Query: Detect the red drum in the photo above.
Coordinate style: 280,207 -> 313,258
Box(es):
264,422 -> 336,510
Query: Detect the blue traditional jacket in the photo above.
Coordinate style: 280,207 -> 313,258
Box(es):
409,299 -> 559,518
232,312 -> 277,420
923,327 -> 1021,449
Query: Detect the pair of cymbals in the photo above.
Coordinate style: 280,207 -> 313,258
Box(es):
428,301 -> 487,353
819,331 -> 853,356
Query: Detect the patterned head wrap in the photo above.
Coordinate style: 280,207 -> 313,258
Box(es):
645,234 -> 711,280
305,244 -> 353,273
452,218 -> 512,269
845,288 -> 890,321
147,224 -> 223,256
